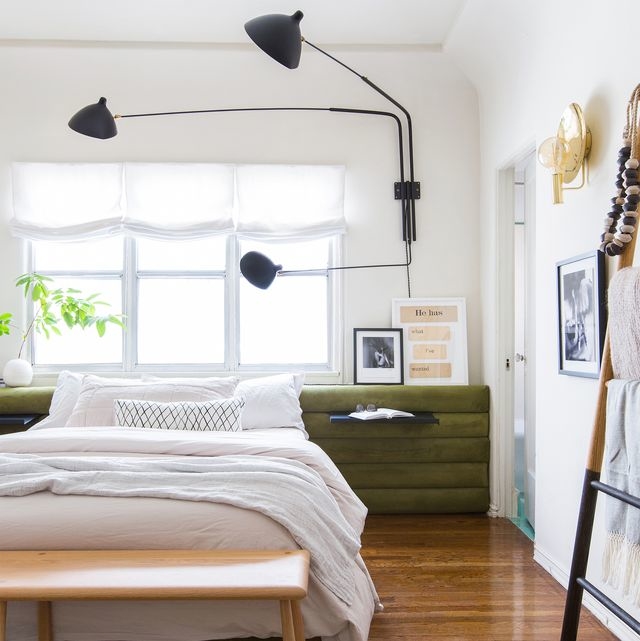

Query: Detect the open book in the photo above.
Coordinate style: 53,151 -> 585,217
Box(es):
348,407 -> 415,420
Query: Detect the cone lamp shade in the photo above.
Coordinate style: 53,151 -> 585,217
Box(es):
240,251 -> 283,289
68,97 -> 118,139
244,10 -> 303,69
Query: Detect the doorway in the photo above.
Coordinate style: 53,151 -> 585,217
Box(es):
511,151 -> 536,539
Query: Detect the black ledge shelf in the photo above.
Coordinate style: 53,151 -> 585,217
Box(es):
0,414 -> 41,426
329,412 -> 439,425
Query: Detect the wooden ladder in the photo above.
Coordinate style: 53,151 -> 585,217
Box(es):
560,234 -> 640,639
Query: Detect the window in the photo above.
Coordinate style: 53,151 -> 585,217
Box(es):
30,235 -> 335,371
13,161 -> 345,373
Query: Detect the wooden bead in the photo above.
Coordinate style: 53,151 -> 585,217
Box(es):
617,233 -> 633,243
606,243 -> 622,256
627,185 -> 640,195
626,158 -> 640,169
620,225 -> 636,234
623,216 -> 638,225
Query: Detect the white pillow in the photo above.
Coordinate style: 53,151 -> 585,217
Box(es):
234,373 -> 305,432
29,370 -> 84,430
65,375 -> 239,427
32,372 -> 154,430
114,397 -> 244,432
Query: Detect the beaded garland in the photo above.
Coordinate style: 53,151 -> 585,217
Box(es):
600,87 -> 640,256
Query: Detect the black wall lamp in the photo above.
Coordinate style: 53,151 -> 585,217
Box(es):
68,9 -> 420,295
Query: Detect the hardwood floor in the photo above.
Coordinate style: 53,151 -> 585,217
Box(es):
362,514 -> 618,641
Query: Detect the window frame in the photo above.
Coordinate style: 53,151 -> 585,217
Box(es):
27,235 -> 341,376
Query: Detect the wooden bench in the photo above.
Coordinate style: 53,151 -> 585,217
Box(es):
0,549 -> 310,641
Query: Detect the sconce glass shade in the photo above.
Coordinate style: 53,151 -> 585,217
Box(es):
537,136 -> 568,172
68,97 -> 118,139
240,251 -> 283,289
244,10 -> 304,69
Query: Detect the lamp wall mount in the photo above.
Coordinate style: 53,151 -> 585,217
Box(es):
394,181 -> 421,201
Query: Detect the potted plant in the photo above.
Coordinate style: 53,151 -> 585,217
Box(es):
0,273 -> 124,386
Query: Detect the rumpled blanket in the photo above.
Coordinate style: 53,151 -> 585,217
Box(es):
0,451 -> 360,605
602,378 -> 640,604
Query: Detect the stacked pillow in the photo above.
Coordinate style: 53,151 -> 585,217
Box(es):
234,372 -> 305,431
32,371 -> 306,435
64,374 -> 239,427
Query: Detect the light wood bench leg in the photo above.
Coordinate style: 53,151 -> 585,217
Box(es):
38,601 -> 53,641
279,600 -> 296,641
0,601 -> 7,641
291,600 -> 305,641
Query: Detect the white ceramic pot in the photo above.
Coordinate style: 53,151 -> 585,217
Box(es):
2,358 -> 34,387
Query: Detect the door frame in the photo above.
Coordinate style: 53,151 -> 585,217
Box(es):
495,144 -> 537,520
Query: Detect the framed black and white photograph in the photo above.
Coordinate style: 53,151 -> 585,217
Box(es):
557,250 -> 606,378
353,328 -> 404,384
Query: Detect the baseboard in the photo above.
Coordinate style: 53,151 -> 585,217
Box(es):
533,545 -> 639,641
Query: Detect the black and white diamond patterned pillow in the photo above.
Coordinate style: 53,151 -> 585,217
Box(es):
113,397 -> 245,432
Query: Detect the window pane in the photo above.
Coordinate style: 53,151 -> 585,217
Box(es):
33,238 -> 123,271
34,278 -> 123,365
240,238 -> 330,271
137,279 -> 225,364
239,276 -> 327,365
138,237 -> 227,271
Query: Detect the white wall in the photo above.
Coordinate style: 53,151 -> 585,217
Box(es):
447,0 -> 640,636
0,41 -> 480,383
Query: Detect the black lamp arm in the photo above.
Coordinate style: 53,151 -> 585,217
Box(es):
117,107 -> 402,185
304,38 -> 418,242
278,235 -> 413,296
280,239 -> 412,275
115,104 -> 410,241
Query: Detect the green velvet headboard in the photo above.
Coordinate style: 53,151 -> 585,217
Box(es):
0,383 -> 490,514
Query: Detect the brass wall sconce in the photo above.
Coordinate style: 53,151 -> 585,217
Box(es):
537,102 -> 591,204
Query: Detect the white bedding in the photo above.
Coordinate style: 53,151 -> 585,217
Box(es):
0,427 -> 380,641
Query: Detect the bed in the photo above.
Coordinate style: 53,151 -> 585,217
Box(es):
0,372 -> 380,641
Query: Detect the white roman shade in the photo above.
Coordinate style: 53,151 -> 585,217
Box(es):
10,162 -> 345,241
11,162 -> 124,240
123,163 -> 234,240
235,164 -> 346,240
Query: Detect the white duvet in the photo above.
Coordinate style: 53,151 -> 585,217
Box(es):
0,427 -> 380,641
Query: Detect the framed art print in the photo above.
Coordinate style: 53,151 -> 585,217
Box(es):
392,297 -> 468,385
353,328 -> 404,384
556,250 -> 606,378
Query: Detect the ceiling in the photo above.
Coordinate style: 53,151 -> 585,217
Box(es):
0,0 -> 466,47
